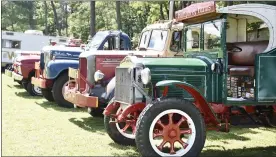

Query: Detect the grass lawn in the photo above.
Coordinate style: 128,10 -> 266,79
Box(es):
2,73 -> 276,156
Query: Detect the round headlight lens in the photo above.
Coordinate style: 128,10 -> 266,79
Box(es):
141,68 -> 151,85
211,63 -> 216,71
94,70 -> 105,82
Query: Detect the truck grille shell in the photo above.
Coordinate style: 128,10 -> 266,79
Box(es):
114,67 -> 134,105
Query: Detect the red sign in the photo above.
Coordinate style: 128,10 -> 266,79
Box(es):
175,1 -> 216,22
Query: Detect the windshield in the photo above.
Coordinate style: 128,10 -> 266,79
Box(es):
85,31 -> 108,50
185,19 -> 223,59
138,30 -> 150,48
138,30 -> 168,51
203,21 -> 221,51
148,30 -> 168,51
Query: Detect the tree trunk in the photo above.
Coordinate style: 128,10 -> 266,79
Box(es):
11,3 -> 15,31
173,1 -> 176,19
90,1 -> 96,37
51,1 -> 61,36
164,2 -> 169,20
159,2 -> 165,20
65,3 -> 68,36
28,2 -> 35,30
116,1 -> 122,30
44,1 -> 48,35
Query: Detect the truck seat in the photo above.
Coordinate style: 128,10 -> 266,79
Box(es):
227,40 -> 268,76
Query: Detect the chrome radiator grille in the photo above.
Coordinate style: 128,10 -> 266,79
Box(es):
115,67 -> 134,105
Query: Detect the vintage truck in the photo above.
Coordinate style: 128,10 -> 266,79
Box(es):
63,21 -> 184,116
4,39 -> 82,97
4,51 -> 41,83
4,39 -> 68,79
1,30 -> 68,69
32,30 -> 131,108
103,2 -> 276,157
9,54 -> 42,96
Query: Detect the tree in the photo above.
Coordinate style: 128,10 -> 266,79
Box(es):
12,1 -> 36,29
116,1 -> 122,30
43,1 -> 48,35
51,1 -> 61,36
159,2 -> 165,20
64,3 -> 68,36
90,1 -> 96,37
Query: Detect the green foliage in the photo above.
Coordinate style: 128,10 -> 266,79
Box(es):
2,1 -> 275,43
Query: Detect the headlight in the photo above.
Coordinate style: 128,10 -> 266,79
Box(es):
141,68 -> 151,85
18,66 -> 22,74
94,70 -> 105,82
211,63 -> 216,71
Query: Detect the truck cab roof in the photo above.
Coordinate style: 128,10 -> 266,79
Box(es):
42,45 -> 83,53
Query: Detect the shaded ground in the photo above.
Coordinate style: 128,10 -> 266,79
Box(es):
2,74 -> 276,156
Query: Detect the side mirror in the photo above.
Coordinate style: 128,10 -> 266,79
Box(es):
115,36 -> 120,50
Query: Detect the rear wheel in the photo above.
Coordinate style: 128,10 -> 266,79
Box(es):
52,73 -> 74,108
135,98 -> 206,157
41,88 -> 54,102
26,82 -> 42,96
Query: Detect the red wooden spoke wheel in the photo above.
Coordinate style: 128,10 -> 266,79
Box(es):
149,110 -> 196,156
115,107 -> 139,139
135,99 -> 205,157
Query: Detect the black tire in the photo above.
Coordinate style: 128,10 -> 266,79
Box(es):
135,98 -> 206,157
22,82 -> 28,90
104,99 -> 136,146
26,82 -> 42,96
16,81 -> 22,85
88,107 -> 104,117
52,73 -> 74,108
41,88 -> 54,102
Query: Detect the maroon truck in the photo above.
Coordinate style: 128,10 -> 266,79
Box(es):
63,21 -> 184,116
11,54 -> 42,96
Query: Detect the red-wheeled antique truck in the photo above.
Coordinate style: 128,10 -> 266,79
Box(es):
63,21 -> 184,116
102,2 -> 276,157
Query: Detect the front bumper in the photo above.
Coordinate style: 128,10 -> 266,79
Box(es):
31,77 -> 47,88
5,69 -> 13,77
63,87 -> 98,108
12,72 -> 23,81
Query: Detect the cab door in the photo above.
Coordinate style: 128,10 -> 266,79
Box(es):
255,49 -> 276,102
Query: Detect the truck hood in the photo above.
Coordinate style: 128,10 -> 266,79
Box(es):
15,50 -> 40,55
16,55 -> 40,62
140,58 -> 207,67
119,56 -> 208,72
79,50 -> 165,58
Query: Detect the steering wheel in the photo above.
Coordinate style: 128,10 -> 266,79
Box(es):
227,45 -> 242,53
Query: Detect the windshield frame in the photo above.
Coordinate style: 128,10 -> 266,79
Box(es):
85,31 -> 109,50
183,17 -> 226,59
138,29 -> 169,51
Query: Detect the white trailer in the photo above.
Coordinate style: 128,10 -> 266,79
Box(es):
1,30 -> 69,68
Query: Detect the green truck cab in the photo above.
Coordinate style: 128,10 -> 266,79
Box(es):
103,2 -> 276,157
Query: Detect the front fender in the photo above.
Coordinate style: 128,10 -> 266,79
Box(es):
46,60 -> 79,79
156,80 -> 220,126
156,80 -> 204,95
21,64 -> 35,79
